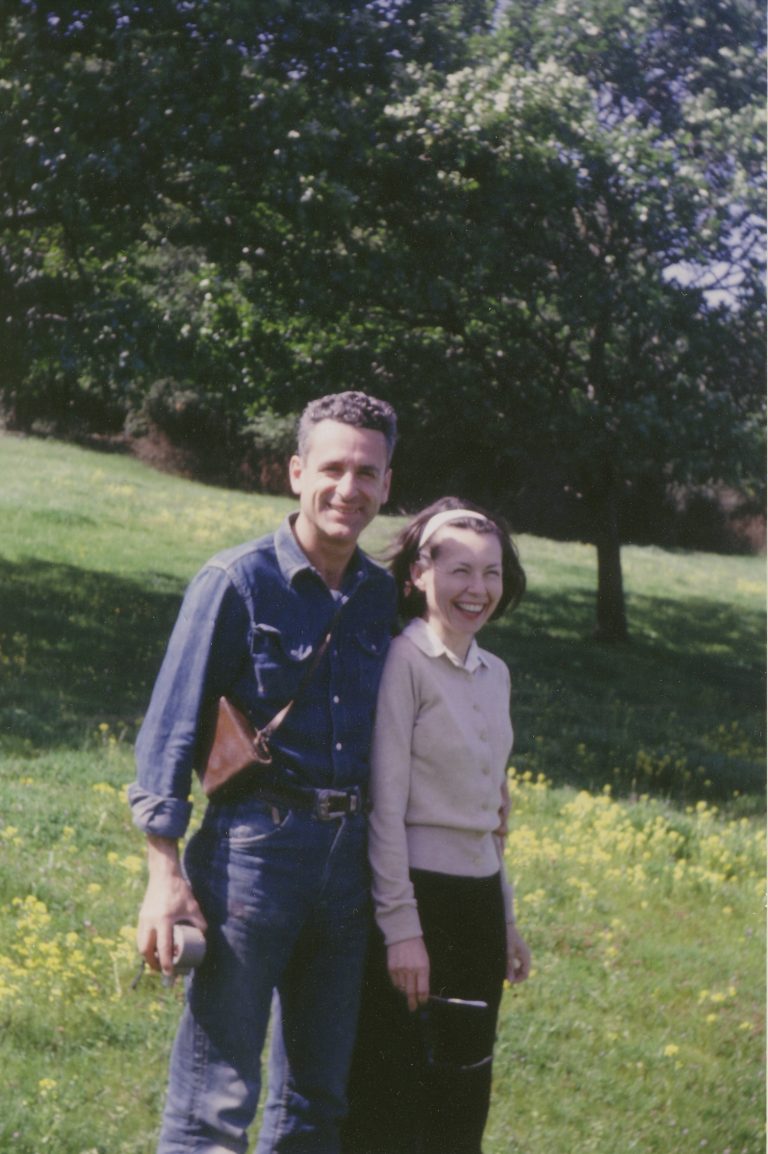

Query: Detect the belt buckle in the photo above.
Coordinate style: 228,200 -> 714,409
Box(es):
315,789 -> 356,820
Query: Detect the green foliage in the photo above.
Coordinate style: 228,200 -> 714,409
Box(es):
142,377 -> 230,452
0,1 -> 485,427
0,2 -> 764,636
1,751 -> 762,1152
489,775 -> 765,1153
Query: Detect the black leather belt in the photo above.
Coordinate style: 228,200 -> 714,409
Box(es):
257,784 -> 367,821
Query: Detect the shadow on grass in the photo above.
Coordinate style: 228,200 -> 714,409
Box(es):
487,588 -> 766,804
0,558 -> 183,752
1,558 -> 764,805
502,586 -> 764,703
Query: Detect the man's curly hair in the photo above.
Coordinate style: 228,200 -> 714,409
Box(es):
297,391 -> 398,463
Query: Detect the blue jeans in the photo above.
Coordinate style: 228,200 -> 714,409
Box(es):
156,796 -> 371,1154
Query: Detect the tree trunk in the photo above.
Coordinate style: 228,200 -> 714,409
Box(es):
593,472 -> 629,643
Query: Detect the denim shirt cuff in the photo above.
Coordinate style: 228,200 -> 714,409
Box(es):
127,782 -> 194,840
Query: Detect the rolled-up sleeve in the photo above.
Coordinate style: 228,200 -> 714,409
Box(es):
129,564 -> 250,839
125,786 -> 193,841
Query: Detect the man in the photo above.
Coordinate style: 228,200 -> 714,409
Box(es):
129,391 -> 397,1154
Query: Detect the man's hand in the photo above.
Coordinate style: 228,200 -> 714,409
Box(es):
387,937 -> 431,1012
136,836 -> 207,977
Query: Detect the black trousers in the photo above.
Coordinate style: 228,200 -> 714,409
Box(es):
342,869 -> 507,1154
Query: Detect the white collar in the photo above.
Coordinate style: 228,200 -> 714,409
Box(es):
403,617 -> 488,672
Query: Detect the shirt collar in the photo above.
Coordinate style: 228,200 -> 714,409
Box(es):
402,617 -> 488,672
274,514 -> 369,594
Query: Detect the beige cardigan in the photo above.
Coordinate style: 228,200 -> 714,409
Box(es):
368,618 -> 515,946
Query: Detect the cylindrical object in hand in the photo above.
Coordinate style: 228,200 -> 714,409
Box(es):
172,924 -> 206,976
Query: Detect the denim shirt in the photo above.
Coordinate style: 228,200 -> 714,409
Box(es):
128,515 -> 396,839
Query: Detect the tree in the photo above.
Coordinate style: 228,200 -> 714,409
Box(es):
297,0 -> 765,639
0,1 -> 490,445
501,0 -> 765,638
0,1 -> 763,638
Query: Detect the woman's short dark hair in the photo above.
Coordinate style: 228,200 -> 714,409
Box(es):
388,496 -> 526,621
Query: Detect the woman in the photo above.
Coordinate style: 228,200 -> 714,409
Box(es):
343,497 -> 531,1154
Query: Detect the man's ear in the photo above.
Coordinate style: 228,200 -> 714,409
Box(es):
288,454 -> 303,495
381,468 -> 392,505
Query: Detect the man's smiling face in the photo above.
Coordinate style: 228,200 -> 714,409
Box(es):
289,418 -> 391,556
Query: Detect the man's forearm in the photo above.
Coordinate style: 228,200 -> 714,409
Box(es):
146,833 -> 183,876
138,835 -> 206,972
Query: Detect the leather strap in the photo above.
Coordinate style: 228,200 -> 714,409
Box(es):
259,600 -> 347,742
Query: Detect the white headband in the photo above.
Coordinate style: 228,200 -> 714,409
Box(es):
417,509 -> 489,550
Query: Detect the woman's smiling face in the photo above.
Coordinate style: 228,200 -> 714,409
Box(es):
411,527 -> 504,658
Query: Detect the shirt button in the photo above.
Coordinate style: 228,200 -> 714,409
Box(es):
335,742 -> 343,751
333,696 -> 340,704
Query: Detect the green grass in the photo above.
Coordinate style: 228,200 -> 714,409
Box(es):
0,432 -> 764,1153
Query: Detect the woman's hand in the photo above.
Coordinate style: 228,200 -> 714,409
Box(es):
387,937 -> 431,1012
506,923 -> 531,985
495,778 -> 511,837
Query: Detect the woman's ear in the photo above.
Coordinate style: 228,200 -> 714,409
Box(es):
410,560 -> 427,591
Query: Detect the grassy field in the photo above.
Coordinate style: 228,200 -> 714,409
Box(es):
0,432 -> 764,1153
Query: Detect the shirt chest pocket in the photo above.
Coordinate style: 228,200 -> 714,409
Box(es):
347,627 -> 387,697
249,624 -> 311,704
